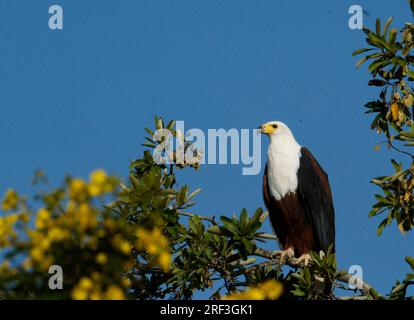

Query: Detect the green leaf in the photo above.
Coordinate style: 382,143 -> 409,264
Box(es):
374,194 -> 391,204
220,216 -> 239,235
388,28 -> 398,47
369,207 -> 381,217
189,217 -> 200,235
251,207 -> 263,224
156,117 -> 164,130
368,59 -> 389,73
187,188 -> 201,201
145,127 -> 154,137
292,289 -> 306,297
352,48 -> 374,56
355,52 -> 383,68
366,30 -> 393,51
368,79 -> 387,86
410,0 -> 414,16
326,253 -> 336,268
383,17 -> 393,38
240,208 -> 248,227
356,56 -> 370,68
259,210 -> 268,224
166,120 -> 176,130
391,159 -> 401,171
398,130 -> 414,139
390,170 -> 406,182
377,218 -> 388,236
142,142 -> 156,148
376,18 -> 381,36
207,225 -> 221,235
405,256 -> 414,269
177,185 -> 188,206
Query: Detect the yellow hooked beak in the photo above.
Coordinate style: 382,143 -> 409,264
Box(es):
258,123 -> 277,135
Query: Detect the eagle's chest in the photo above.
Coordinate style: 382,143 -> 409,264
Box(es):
267,147 -> 301,201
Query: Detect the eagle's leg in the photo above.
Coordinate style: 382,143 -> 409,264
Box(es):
293,253 -> 311,266
271,247 -> 295,265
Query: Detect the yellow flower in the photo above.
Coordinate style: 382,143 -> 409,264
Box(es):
147,243 -> 159,255
79,277 -> 94,290
113,234 -> 132,255
35,208 -> 50,229
121,278 -> 131,288
39,238 -> 51,250
243,288 -> 265,300
30,247 -> 44,262
1,189 -> 19,211
88,169 -> 114,197
47,227 -> 70,242
90,290 -> 102,300
69,178 -> 89,202
223,280 -> 283,300
136,227 -> 171,271
71,277 -> 97,300
71,287 -> 88,300
0,214 -> 24,247
76,203 -> 97,230
259,279 -> 284,300
96,253 -> 108,264
105,285 -> 126,300
158,252 -> 171,272
391,103 -> 399,121
40,256 -> 54,271
90,169 -> 107,185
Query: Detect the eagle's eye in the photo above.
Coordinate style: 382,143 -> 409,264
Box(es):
272,124 -> 278,129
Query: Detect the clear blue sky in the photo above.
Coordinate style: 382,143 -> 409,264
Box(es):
1,0 -> 413,298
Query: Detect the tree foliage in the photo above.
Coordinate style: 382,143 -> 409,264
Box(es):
0,116 -> 366,300
1,2 -> 414,301
353,1 -> 414,299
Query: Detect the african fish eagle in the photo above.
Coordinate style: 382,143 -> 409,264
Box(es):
259,121 -> 335,265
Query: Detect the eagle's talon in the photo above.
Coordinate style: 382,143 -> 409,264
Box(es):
272,248 -> 294,264
270,251 -> 280,261
293,253 -> 311,267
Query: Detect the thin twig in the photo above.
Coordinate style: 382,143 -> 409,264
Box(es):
380,139 -> 414,160
177,210 -> 217,225
234,260 -> 280,276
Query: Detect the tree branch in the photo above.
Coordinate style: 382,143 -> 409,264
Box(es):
177,210 -> 217,225
252,247 -> 375,297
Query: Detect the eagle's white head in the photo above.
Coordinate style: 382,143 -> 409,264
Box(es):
259,120 -> 301,200
258,121 -> 295,141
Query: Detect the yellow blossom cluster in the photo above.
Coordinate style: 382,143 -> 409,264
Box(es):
28,207 -> 73,269
71,275 -> 126,300
0,169 -> 175,300
68,169 -> 116,203
1,189 -> 19,212
136,227 -> 171,272
223,280 -> 283,300
27,203 -> 99,269
112,234 -> 133,255
88,169 -> 115,197
0,213 -> 28,247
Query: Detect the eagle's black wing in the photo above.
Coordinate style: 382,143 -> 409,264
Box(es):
297,147 -> 335,253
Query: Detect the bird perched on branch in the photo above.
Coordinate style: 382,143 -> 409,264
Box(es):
259,121 -> 335,266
